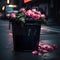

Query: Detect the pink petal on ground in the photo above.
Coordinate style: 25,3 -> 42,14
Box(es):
47,45 -> 54,51
32,50 -> 38,55
53,44 -> 57,49
39,42 -> 45,47
40,49 -> 48,54
40,44 -> 48,49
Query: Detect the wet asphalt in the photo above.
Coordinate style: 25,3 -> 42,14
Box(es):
0,19 -> 60,60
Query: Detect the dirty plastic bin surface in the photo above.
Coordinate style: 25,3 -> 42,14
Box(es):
12,19 -> 41,51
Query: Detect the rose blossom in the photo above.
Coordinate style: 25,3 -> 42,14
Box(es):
32,14 -> 40,20
30,12 -> 35,17
20,8 -> 26,12
11,13 -> 16,18
37,11 -> 41,15
41,14 -> 46,18
32,8 -> 37,12
26,10 -> 32,17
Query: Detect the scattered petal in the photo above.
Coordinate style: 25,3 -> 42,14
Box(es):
40,49 -> 48,54
53,44 -> 57,49
32,50 -> 38,55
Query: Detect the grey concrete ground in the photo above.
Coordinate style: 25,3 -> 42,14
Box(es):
0,19 -> 60,60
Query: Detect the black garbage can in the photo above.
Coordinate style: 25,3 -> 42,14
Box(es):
12,19 -> 41,51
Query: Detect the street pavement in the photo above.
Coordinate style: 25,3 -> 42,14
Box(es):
0,19 -> 60,60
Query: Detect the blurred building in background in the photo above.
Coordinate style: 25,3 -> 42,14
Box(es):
48,0 -> 60,25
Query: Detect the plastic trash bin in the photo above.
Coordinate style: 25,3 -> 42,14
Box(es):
12,19 -> 41,52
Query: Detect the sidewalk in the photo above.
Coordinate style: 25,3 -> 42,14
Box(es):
41,25 -> 60,35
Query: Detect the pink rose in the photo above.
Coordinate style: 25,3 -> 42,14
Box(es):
26,10 -> 32,17
11,13 -> 16,18
20,8 -> 26,12
31,10 -> 41,20
30,12 -> 35,17
37,14 -> 41,19
37,11 -> 41,15
32,14 -> 40,20
41,14 -> 46,18
31,14 -> 37,19
32,8 -> 36,12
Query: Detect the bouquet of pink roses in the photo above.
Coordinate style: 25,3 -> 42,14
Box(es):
10,8 -> 47,24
